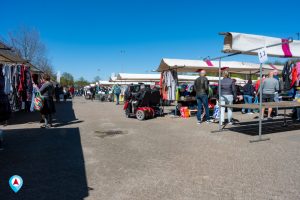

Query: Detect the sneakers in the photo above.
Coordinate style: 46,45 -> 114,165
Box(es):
228,122 -> 234,125
247,112 -> 254,115
197,121 -> 202,124
206,119 -> 213,123
40,124 -> 51,129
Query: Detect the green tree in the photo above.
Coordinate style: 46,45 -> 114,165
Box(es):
74,77 -> 90,88
60,72 -> 74,87
94,75 -> 101,83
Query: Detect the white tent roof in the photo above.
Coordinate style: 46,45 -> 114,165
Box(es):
156,58 -> 283,74
117,73 -> 160,80
221,32 -> 300,58
99,81 -> 156,86
109,76 -> 118,82
112,73 -> 245,83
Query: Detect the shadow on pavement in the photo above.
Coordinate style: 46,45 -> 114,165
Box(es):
226,119 -> 300,136
5,101 -> 83,128
0,127 -> 89,200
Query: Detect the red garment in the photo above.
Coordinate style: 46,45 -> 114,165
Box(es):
255,78 -> 266,91
18,65 -> 25,93
291,67 -> 298,87
255,79 -> 260,91
69,87 -> 75,95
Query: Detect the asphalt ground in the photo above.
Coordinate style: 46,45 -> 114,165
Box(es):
1,97 -> 300,200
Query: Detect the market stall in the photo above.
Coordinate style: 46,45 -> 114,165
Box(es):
0,41 -> 43,149
214,32 -> 300,142
156,58 -> 282,118
0,41 -> 43,112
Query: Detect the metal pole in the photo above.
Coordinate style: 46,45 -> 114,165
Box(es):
250,63 -> 270,142
258,63 -> 263,140
218,58 -> 222,131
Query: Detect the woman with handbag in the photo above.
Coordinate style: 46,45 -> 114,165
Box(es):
39,74 -> 56,128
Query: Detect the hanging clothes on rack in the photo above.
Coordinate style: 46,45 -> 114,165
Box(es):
162,70 -> 178,101
282,60 -> 293,91
0,63 -> 35,112
2,64 -> 13,94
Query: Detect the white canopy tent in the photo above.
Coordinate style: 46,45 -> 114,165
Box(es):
99,80 -> 156,86
115,73 -> 245,84
157,58 -> 283,74
117,73 -> 160,81
216,32 -> 300,142
221,32 -> 300,58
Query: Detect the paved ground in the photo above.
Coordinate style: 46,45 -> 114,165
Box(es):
1,97 -> 300,200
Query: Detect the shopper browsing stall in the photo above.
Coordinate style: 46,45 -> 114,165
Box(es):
242,79 -> 255,114
194,70 -> 211,124
220,71 -> 236,125
258,71 -> 279,120
39,74 -> 56,128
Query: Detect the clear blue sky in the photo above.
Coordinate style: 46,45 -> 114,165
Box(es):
1,0 -> 299,81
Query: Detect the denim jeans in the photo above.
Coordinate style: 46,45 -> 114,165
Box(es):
274,92 -> 279,115
221,95 -> 233,123
115,94 -> 120,105
242,95 -> 253,113
196,94 -> 210,121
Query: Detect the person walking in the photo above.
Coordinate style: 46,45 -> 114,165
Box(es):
194,70 -> 211,124
69,86 -> 75,98
242,79 -> 255,114
55,84 -> 60,103
113,84 -> 121,105
39,74 -> 56,128
90,87 -> 96,101
220,71 -> 236,125
258,71 -> 279,120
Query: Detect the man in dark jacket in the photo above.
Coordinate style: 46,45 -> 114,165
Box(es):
242,79 -> 254,114
194,70 -> 211,124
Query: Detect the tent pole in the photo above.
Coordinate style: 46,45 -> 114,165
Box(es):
211,58 -> 223,133
250,63 -> 270,142
218,58 -> 222,131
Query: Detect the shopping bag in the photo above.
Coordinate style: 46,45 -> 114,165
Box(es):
213,103 -> 220,119
34,92 -> 44,111
253,96 -> 259,112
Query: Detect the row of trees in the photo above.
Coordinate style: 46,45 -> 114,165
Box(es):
3,26 -> 93,88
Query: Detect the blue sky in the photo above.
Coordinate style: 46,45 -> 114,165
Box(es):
1,0 -> 300,81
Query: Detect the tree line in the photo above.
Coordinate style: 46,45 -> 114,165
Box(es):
1,26 -> 91,88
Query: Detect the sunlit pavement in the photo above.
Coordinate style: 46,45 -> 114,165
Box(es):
1,97 -> 300,200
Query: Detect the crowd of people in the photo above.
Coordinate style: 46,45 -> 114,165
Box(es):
194,69 -> 300,125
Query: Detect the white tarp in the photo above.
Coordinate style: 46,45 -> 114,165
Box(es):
117,73 -> 160,80
112,73 -> 245,84
156,58 -> 282,74
99,81 -> 156,85
221,32 -> 300,58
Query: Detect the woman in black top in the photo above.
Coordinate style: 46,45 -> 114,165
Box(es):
39,74 -> 56,128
